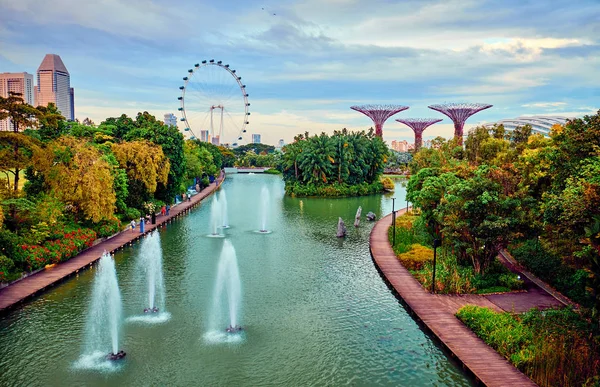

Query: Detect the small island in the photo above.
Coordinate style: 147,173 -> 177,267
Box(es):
281,129 -> 389,197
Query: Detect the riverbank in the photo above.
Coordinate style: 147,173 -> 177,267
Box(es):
0,172 -> 225,314
369,210 -> 535,387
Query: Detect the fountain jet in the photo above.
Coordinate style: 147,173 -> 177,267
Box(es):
209,240 -> 242,334
221,190 -> 229,228
208,196 -> 224,237
259,186 -> 270,233
83,252 -> 124,361
138,231 -> 165,314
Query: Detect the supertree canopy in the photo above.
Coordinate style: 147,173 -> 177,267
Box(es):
396,118 -> 442,151
428,103 -> 492,145
350,104 -> 409,137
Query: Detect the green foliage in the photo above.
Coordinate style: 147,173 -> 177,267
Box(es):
0,254 -> 16,282
511,239 -> 592,306
457,306 -> 600,387
285,181 -> 383,197
123,207 -> 141,221
233,143 -> 275,157
381,177 -> 394,191
282,129 -> 387,197
263,168 -> 282,175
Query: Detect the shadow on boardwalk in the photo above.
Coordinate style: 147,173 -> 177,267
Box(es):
369,210 -> 536,387
0,173 -> 225,314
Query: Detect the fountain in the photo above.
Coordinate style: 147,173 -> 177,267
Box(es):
221,190 -> 230,228
206,240 -> 243,340
258,186 -> 270,233
208,196 -> 224,237
139,231 -> 165,314
81,252 -> 124,362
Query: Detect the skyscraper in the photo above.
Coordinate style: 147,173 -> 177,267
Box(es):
252,133 -> 261,144
36,54 -> 74,120
200,130 -> 209,142
163,113 -> 177,127
0,72 -> 34,131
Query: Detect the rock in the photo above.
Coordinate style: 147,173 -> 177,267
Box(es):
366,212 -> 376,221
354,206 -> 362,227
337,217 -> 347,237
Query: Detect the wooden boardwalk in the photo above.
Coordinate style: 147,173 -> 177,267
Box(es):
0,173 -> 225,314
369,211 -> 536,387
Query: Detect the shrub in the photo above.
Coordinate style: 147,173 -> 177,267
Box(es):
511,239 -> 591,306
93,217 -> 121,238
457,306 -> 600,387
398,244 -> 433,270
285,181 -> 384,197
124,207 -> 141,221
0,255 -> 16,282
381,177 -> 395,191
264,168 -> 282,175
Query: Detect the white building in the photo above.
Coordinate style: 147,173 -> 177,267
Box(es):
163,113 -> 177,127
0,72 -> 35,131
252,133 -> 261,144
36,54 -> 74,120
483,116 -> 572,137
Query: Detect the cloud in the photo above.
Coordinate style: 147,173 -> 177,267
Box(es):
521,102 -> 567,108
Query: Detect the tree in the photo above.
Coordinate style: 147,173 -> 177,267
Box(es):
32,136 -> 116,222
0,92 -> 42,192
111,141 -> 170,195
184,141 -> 217,181
438,166 -> 521,274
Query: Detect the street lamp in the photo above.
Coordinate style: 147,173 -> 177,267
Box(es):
391,198 -> 396,246
431,238 -> 441,293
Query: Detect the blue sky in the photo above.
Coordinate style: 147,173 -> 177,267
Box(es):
1,0 -> 598,145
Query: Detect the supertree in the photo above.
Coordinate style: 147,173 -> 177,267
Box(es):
396,118 -> 442,151
428,103 -> 492,145
350,104 -> 409,137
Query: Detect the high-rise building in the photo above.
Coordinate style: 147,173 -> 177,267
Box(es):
278,139 -> 285,148
252,133 -> 261,144
163,113 -> 177,127
211,135 -> 220,146
200,130 -> 209,142
0,72 -> 35,131
70,88 -> 75,119
37,54 -> 73,120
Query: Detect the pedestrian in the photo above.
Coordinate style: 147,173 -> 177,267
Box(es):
188,194 -> 192,202
161,205 -> 166,216
166,204 -> 170,216
130,219 -> 136,233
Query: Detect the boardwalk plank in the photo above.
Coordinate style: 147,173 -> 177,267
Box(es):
369,211 -> 536,387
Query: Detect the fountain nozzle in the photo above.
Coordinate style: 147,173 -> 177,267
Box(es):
225,325 -> 244,333
107,350 -> 126,360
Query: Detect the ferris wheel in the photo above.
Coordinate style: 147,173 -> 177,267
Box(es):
177,60 -> 250,147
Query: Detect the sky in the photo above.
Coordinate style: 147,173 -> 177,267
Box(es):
0,0 -> 598,145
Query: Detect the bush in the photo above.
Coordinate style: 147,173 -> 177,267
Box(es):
398,244 -> 433,270
457,306 -> 600,387
93,217 -> 121,238
511,239 -> 591,306
124,207 -> 141,221
264,168 -> 282,175
285,181 -> 384,197
0,255 -> 16,282
381,177 -> 395,191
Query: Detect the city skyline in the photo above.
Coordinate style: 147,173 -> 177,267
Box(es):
0,0 -> 598,145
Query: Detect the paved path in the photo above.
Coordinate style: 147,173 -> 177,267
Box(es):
370,210 -> 536,387
0,173 -> 225,314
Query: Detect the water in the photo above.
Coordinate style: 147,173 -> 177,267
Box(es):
221,190 -> 230,228
259,185 -> 270,232
127,231 -> 168,323
0,175 -> 472,386
205,240 -> 242,342
80,253 -> 122,361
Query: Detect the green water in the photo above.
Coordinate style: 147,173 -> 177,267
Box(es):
0,175 -> 471,386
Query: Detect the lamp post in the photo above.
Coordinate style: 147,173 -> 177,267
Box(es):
431,238 -> 441,293
391,198 -> 396,247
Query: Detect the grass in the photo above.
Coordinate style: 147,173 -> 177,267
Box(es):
388,213 -> 524,294
457,305 -> 600,387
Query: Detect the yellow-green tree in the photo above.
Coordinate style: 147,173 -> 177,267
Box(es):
33,136 -> 116,222
111,140 -> 170,195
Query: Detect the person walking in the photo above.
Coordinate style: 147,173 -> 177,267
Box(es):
130,219 -> 136,233
161,205 -> 166,216
166,204 -> 170,216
